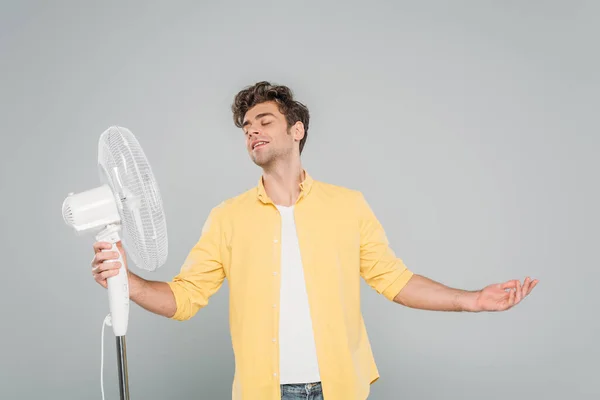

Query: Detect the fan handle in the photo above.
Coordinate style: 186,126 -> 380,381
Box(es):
97,226 -> 130,337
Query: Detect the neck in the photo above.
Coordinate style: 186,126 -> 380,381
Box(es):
261,156 -> 304,206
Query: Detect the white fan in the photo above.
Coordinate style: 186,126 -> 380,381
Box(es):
62,126 -> 168,400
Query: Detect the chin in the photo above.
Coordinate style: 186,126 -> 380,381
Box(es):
250,155 -> 267,167
252,156 -> 275,169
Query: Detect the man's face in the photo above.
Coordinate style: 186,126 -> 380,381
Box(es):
242,101 -> 303,168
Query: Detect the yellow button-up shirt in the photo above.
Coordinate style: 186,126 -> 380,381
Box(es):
167,171 -> 414,399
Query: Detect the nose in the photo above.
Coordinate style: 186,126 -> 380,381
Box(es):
248,125 -> 260,136
247,127 -> 261,143
247,129 -> 259,147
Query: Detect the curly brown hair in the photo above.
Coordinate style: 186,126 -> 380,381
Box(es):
232,81 -> 310,154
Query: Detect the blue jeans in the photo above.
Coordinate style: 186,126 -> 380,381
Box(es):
281,381 -> 323,399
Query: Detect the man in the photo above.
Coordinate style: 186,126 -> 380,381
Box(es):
91,81 -> 538,400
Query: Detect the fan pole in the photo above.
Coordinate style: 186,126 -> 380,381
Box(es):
116,335 -> 130,400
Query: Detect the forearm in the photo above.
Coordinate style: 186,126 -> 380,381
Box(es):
127,272 -> 177,318
393,274 -> 480,312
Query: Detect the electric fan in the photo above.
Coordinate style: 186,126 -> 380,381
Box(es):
62,126 -> 168,399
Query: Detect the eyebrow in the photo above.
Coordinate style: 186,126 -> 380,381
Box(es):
242,112 -> 276,128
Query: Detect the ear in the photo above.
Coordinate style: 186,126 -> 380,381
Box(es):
291,121 -> 305,142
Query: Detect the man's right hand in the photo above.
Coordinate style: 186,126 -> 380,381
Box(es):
91,241 -> 127,289
90,240 -> 177,318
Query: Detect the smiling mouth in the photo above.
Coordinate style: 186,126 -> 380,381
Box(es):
252,141 -> 268,150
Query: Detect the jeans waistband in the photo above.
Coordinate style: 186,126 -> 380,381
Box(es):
281,381 -> 322,395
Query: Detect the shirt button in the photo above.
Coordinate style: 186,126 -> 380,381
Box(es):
272,338 -> 276,343
272,304 -> 276,308
274,239 -> 278,243
273,372 -> 278,377
273,272 -> 278,276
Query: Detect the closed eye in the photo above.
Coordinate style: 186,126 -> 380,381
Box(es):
243,117 -> 273,135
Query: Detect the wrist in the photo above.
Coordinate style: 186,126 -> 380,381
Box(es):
456,290 -> 482,312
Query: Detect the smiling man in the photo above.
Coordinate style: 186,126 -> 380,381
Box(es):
91,81 -> 538,400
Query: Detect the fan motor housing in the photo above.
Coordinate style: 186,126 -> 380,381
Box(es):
62,184 -> 121,234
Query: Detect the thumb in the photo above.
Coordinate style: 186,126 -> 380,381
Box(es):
500,280 -> 518,290
115,241 -> 127,259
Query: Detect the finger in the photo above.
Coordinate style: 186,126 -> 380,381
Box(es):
96,268 -> 121,281
508,288 -> 515,308
96,264 -> 121,277
500,280 -> 518,290
93,261 -> 122,274
93,251 -> 121,265
515,280 -> 522,303
527,279 -> 539,295
93,242 -> 113,253
521,277 -> 531,297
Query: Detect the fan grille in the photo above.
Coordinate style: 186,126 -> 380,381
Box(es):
98,126 -> 168,271
62,199 -> 75,225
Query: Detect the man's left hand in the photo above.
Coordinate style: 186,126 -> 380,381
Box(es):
474,277 -> 539,312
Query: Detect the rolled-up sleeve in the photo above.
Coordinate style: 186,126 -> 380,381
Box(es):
167,203 -> 226,321
357,192 -> 414,301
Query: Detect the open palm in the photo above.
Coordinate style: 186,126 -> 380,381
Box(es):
475,277 -> 538,312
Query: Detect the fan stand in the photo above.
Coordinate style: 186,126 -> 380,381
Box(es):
116,336 -> 130,400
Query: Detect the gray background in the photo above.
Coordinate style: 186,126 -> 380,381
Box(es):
1,1 -> 598,399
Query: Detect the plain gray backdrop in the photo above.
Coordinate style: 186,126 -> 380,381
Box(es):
1,1 -> 598,399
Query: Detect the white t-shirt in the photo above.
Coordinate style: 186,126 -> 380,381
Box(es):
276,205 -> 321,384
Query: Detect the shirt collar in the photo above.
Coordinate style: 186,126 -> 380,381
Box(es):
257,170 -> 314,204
